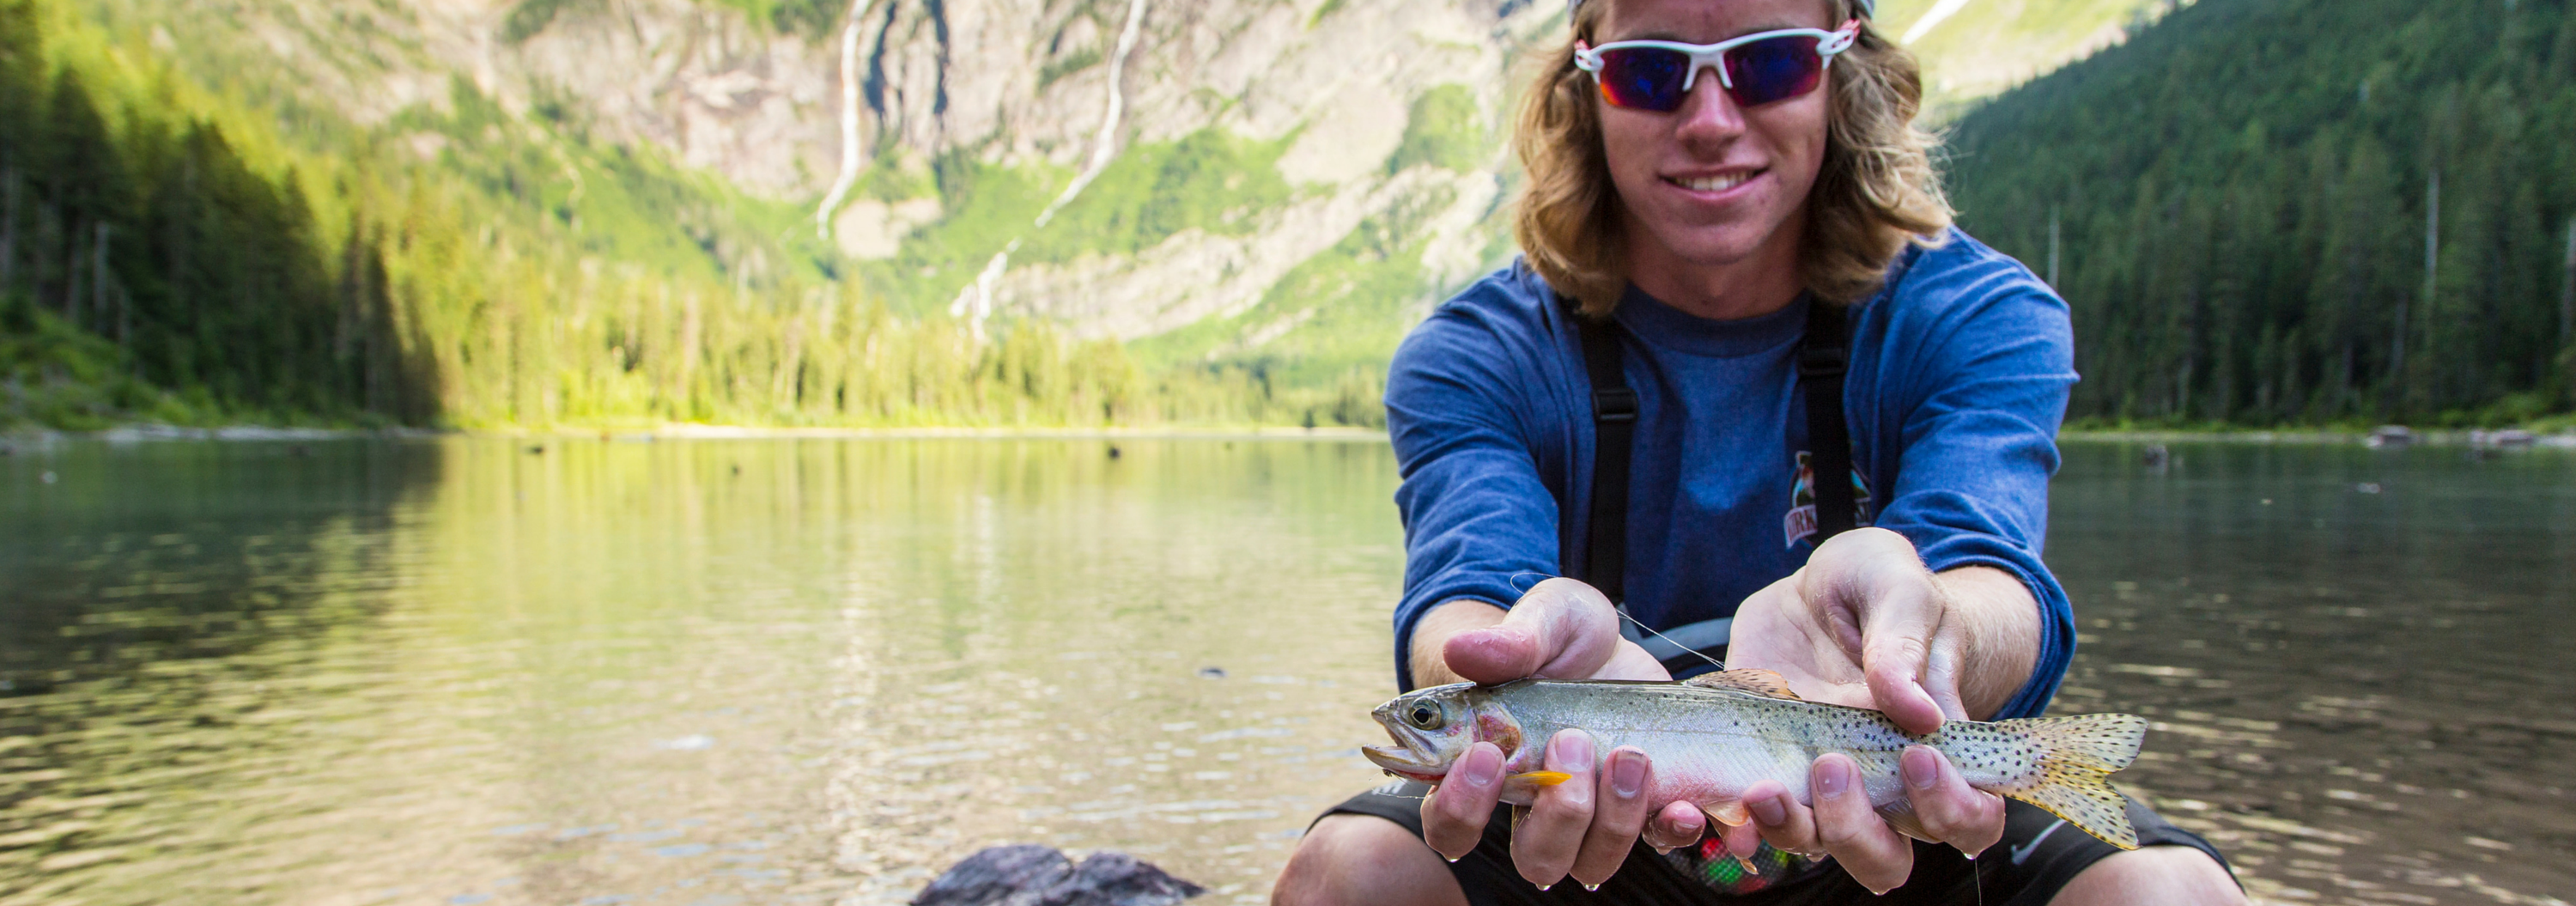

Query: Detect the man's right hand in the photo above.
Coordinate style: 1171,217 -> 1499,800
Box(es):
1409,579 -> 1708,890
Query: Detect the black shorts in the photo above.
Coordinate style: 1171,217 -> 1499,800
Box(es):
1320,781 -> 2232,905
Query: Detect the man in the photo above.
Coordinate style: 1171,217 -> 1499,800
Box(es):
1272,0 -> 2245,903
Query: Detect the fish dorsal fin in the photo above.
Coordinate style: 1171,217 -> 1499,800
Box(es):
1683,669 -> 1803,701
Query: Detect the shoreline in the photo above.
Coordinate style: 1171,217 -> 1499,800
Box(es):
7,423 -> 2574,447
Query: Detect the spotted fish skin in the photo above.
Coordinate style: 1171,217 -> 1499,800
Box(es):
1362,671 -> 2148,849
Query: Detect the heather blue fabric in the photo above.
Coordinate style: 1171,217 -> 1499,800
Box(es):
1382,229 -> 2076,720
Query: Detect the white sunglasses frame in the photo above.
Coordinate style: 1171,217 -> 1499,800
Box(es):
1573,21 -> 1862,103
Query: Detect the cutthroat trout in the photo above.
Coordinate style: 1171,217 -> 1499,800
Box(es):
1362,669 -> 2149,848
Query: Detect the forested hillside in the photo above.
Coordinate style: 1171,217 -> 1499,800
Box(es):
0,0 -> 1193,430
1948,0 -> 2576,426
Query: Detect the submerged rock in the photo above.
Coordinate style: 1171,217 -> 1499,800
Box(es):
910,845 -> 1206,906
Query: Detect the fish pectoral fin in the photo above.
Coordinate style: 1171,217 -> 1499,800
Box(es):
1682,669 -> 1804,701
1703,800 -> 1751,828
1500,771 -> 1574,801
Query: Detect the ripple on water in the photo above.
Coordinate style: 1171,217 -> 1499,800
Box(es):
3,439 -> 2571,905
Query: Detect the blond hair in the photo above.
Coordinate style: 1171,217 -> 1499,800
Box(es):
1512,0 -> 1952,313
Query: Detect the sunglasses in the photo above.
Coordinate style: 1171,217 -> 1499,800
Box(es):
1574,21 -> 1861,112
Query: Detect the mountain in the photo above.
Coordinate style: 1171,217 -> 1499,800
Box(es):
1874,0 -> 2173,116
0,0 -> 2181,430
1946,0 -> 2576,426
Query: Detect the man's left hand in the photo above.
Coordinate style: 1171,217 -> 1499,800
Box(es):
1716,527 -> 2041,894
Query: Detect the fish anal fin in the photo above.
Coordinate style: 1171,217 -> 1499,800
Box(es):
1876,797 -> 1937,844
1703,800 -> 1751,828
1683,669 -> 1803,701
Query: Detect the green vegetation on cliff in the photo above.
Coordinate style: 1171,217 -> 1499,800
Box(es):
1947,0 -> 2576,428
0,0 -> 1377,430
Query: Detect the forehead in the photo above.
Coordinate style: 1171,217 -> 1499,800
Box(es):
1596,0 -> 1834,41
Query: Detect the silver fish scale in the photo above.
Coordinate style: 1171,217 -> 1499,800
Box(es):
1473,680 -> 2045,809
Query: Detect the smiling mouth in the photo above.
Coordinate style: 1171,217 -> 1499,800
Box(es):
1664,170 -> 1759,193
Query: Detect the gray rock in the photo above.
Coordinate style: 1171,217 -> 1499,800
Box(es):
912,845 -> 1204,906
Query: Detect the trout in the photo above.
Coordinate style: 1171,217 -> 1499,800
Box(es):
1362,669 -> 2149,848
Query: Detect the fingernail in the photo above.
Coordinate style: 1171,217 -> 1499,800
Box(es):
1815,757 -> 1850,801
1749,794 -> 1787,826
1552,731 -> 1594,769
1903,745 -> 1941,790
1463,745 -> 1502,788
1611,751 -> 1645,799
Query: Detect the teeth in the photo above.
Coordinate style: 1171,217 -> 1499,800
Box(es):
1670,173 -> 1750,192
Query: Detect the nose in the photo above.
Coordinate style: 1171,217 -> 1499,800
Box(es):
1674,64 -> 1747,149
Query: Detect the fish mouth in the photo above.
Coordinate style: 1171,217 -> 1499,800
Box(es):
1362,744 -> 1435,771
1363,745 -> 1448,783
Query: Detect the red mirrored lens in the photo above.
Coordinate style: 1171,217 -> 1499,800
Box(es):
1591,36 -> 1827,112
1595,47 -> 1692,112
1721,35 -> 1824,106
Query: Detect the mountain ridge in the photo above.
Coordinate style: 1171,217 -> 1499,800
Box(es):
4,0 -> 2176,429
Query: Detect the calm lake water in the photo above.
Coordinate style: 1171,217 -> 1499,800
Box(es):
0,436 -> 2568,906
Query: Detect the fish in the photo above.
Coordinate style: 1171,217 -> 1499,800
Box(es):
1361,669 -> 2149,848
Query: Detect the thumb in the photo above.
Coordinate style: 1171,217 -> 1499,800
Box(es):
1444,578 -> 1619,684
1858,589 -> 1947,736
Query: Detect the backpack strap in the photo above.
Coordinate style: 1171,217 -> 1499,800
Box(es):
1573,307 -> 1637,605
1801,301 -> 1857,541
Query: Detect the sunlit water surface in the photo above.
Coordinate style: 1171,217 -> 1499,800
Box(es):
0,437 -> 2568,906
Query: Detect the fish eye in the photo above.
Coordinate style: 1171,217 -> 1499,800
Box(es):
1406,701 -> 1443,729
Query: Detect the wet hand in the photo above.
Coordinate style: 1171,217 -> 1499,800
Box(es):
1417,579 -> 1694,888
1436,578 -> 1669,686
1719,747 -> 2008,894
1421,732 -> 1709,889
1726,528 -> 1965,732
1722,528 -> 2019,890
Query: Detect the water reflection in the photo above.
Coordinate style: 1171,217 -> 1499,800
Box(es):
2050,441 -> 2576,905
0,438 -> 2569,905
1,438 -> 1405,906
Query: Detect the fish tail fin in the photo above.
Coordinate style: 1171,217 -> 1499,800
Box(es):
1992,713 -> 2148,850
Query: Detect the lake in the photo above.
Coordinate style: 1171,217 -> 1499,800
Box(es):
0,436 -> 2568,906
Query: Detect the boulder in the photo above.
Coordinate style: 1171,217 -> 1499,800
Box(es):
912,845 -> 1206,906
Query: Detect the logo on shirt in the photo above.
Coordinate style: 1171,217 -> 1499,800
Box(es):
1783,451 -> 1872,547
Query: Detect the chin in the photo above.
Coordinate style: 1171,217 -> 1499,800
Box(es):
1656,228 -> 1783,269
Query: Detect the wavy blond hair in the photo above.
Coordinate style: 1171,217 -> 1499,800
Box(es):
1513,0 -> 1952,313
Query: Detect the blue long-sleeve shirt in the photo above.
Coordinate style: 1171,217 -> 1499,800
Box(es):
1383,229 -> 2077,720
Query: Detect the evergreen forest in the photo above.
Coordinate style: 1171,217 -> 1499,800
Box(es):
7,0 -> 2576,431
0,0 -> 1327,431
1948,0 -> 2576,427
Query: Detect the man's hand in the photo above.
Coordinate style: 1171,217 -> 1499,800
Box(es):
1717,527 -> 2042,893
1409,579 -> 1704,889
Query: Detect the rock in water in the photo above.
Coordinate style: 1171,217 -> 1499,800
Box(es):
1043,852 -> 1206,906
911,845 -> 1068,906
911,845 -> 1204,906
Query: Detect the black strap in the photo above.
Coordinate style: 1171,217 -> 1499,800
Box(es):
1566,298 -> 1856,607
1800,302 -> 1857,540
1574,309 -> 1637,605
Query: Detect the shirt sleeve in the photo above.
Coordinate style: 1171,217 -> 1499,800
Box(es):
1868,261 -> 2080,721
1383,296 -> 1571,692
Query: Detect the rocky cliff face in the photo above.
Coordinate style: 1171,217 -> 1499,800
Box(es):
100,0 -> 2154,356
134,0 -> 1540,347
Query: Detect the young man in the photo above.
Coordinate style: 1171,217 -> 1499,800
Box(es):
1272,0 -> 2245,903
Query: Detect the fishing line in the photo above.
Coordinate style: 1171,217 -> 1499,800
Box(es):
1502,574 -> 1729,674
1617,609 -> 1727,673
